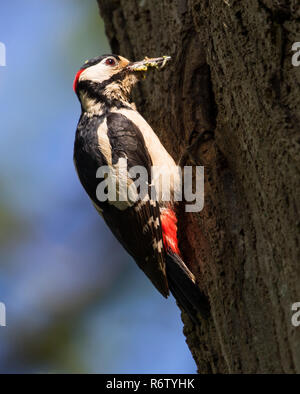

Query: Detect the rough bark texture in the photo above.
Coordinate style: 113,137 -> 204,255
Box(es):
97,0 -> 300,373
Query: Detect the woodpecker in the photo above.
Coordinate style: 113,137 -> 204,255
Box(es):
73,54 -> 210,320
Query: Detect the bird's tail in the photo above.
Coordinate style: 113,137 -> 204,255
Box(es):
166,251 -> 210,322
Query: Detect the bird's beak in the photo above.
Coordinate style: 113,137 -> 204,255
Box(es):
127,56 -> 171,72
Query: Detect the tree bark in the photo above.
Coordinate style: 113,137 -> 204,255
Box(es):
97,0 -> 300,373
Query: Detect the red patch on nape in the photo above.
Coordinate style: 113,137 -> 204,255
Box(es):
160,208 -> 180,255
73,69 -> 85,92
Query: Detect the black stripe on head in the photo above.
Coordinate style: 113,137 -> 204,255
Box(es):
77,69 -> 127,94
77,70 -> 133,110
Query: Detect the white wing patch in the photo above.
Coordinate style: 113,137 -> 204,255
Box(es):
110,108 -> 181,202
153,239 -> 163,252
105,157 -> 139,211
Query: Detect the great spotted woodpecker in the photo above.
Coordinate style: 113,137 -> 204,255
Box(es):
73,54 -> 210,320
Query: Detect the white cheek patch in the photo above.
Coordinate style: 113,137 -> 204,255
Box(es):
80,62 -> 114,84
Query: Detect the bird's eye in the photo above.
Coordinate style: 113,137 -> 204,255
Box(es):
105,58 -> 116,66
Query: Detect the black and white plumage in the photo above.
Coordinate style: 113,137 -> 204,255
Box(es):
73,54 -> 210,320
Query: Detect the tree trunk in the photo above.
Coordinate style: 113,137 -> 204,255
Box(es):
97,0 -> 300,373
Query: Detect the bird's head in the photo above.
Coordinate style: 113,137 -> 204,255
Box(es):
73,54 -> 171,112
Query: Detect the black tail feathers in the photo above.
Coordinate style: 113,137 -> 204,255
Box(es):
166,251 -> 210,322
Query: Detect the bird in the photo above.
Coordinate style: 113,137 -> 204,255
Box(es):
73,54 -> 210,321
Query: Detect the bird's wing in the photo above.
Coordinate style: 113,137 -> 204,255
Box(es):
96,112 -> 169,297
74,113 -> 108,205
